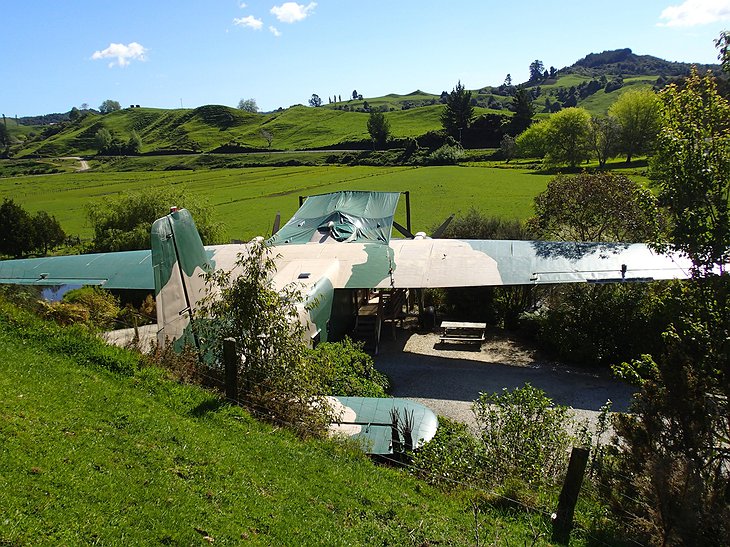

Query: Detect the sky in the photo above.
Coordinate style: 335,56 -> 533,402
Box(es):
1,0 -> 729,117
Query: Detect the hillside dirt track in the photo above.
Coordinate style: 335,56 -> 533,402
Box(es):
374,325 -> 636,434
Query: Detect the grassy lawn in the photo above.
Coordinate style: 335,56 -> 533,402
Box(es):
0,302 -> 566,546
0,165 -> 551,242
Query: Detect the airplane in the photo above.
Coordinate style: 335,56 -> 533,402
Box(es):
0,190 -> 696,454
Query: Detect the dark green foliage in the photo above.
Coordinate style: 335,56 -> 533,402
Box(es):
509,88 -> 535,134
86,187 -> 222,251
529,60 -> 545,82
573,48 -> 717,76
307,337 -> 389,397
0,122 -> 10,151
0,198 -> 34,257
440,81 -> 474,141
366,109 -> 390,149
605,279 -> 730,545
30,210 -> 66,255
603,63 -> 730,546
414,386 -> 578,493
529,172 -> 660,242
530,282 -> 672,366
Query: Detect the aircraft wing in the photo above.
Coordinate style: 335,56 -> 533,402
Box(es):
328,396 -> 438,455
0,250 -> 155,289
263,238 -> 693,290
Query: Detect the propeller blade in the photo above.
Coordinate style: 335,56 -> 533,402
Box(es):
272,211 -> 281,235
431,214 -> 454,238
392,221 -> 415,239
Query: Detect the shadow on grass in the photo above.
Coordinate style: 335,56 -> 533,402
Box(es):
189,397 -> 227,417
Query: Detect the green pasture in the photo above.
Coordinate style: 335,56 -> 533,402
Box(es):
0,165 -> 550,241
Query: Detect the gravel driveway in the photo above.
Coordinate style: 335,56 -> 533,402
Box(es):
374,328 -> 636,433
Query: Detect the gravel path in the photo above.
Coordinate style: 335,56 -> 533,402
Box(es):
374,327 -> 635,433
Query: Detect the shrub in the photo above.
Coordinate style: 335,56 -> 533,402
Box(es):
62,286 -> 121,330
427,144 -> 463,165
307,337 -> 389,397
194,239 -> 333,438
473,384 -> 576,487
529,282 -> 672,366
411,417 -> 484,487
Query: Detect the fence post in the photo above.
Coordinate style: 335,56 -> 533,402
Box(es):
552,446 -> 590,544
223,337 -> 238,403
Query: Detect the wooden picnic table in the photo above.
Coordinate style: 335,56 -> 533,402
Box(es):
439,321 -> 486,345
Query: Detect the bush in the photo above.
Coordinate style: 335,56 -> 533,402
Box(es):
307,337 -> 389,397
474,384 -> 576,487
411,417 -> 483,487
61,286 -> 121,330
528,282 -> 672,366
427,144 -> 463,165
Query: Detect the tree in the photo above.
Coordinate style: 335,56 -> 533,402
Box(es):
308,94 -> 322,107
605,66 -> 730,545
94,128 -> 113,154
499,134 -> 516,162
543,107 -> 592,167
652,68 -> 730,273
31,210 -> 66,255
529,60 -> 544,82
69,107 -> 81,122
588,115 -> 621,167
529,172 -> 659,242
0,199 -> 34,257
86,188 -> 222,252
515,119 -> 549,158
440,80 -> 474,142
503,74 -> 512,87
260,128 -> 273,148
0,122 -> 9,151
194,239 -> 333,437
716,30 -> 730,71
80,103 -> 89,111
609,89 -> 661,163
351,89 -> 358,101
367,109 -> 390,149
126,130 -> 142,155
98,99 -> 121,114
508,87 -> 535,134
237,98 -> 258,113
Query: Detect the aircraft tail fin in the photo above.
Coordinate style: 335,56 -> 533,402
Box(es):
151,208 -> 211,350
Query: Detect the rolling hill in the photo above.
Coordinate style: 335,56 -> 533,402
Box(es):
8,48 -> 722,158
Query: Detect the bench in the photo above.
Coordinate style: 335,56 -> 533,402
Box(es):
439,321 -> 486,346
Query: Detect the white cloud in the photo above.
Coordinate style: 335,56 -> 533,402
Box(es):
91,42 -> 147,68
233,15 -> 263,30
239,2 -> 247,7
658,0 -> 730,27
269,26 -> 282,37
270,2 -> 316,23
